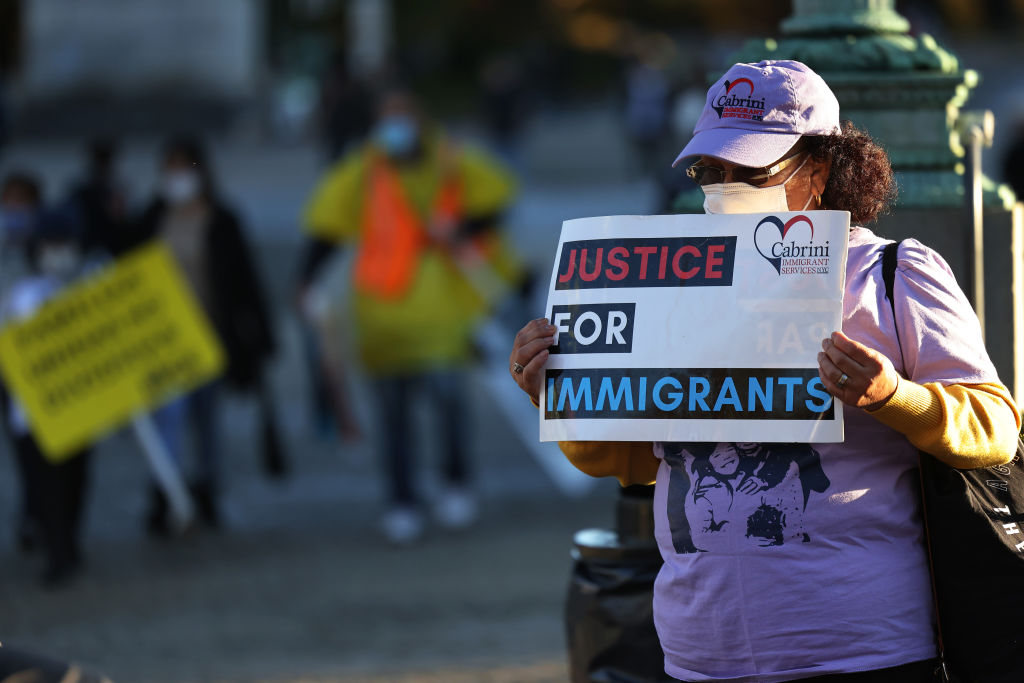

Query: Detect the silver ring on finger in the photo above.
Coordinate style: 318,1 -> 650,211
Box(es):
512,362 -> 525,375
837,372 -> 849,388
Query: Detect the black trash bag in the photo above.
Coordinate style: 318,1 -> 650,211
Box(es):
566,486 -> 673,683
566,551 -> 673,683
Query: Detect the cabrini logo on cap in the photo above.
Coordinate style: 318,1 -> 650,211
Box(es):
672,60 -> 841,169
712,78 -> 766,121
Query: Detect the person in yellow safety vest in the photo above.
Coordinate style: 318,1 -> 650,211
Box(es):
298,87 -> 527,544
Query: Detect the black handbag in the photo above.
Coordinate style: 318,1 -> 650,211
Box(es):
882,240 -> 1024,683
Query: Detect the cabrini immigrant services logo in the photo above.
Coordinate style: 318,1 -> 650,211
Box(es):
754,215 -> 831,275
711,78 -> 766,121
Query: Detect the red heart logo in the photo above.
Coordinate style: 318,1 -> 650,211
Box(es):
754,214 -> 815,274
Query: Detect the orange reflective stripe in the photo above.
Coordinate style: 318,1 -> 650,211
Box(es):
354,160 -> 426,298
354,155 -> 464,299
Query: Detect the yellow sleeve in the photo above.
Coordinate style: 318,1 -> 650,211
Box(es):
867,380 -> 1021,468
302,149 -> 368,243
558,441 -> 660,487
455,146 -> 524,292
456,146 -> 516,216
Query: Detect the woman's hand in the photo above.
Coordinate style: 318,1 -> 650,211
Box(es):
510,318 -> 556,404
818,331 -> 898,410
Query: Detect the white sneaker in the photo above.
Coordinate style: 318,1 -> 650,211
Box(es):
433,487 -> 479,530
381,507 -> 425,545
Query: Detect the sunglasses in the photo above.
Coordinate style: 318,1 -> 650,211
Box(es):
685,150 -> 807,187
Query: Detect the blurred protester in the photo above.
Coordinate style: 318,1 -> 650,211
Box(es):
122,137 -> 277,534
67,137 -> 128,256
662,69 -> 711,213
319,51 -> 373,163
1,172 -> 41,251
623,53 -> 671,178
0,207 -> 92,586
480,53 -> 532,169
1001,117 -> 1024,201
1,173 -> 43,320
299,88 -> 526,544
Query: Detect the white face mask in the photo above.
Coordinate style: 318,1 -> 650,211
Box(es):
38,244 -> 81,279
161,170 -> 202,205
701,155 -> 811,215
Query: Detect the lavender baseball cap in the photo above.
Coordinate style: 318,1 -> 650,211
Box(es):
672,60 -> 841,168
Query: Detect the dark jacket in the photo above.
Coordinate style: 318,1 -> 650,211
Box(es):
120,199 -> 276,390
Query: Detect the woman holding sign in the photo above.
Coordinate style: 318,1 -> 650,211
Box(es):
123,138 -> 278,533
510,60 -> 1021,682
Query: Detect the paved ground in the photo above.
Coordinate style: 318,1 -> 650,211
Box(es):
0,320 -> 621,682
0,117 -> 649,682
1,472 -> 613,682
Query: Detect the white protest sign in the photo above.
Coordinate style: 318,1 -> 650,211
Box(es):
540,211 -> 849,444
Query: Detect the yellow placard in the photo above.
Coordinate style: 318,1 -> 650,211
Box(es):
0,243 -> 225,461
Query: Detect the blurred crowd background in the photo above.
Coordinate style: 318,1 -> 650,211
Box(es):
1,1 -> 1023,681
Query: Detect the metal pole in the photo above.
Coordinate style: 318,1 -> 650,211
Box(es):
967,124 -> 986,338
132,413 -> 195,533
961,110 -> 995,337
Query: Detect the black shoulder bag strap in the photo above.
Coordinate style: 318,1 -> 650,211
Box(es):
880,239 -> 905,368
881,239 -> 953,682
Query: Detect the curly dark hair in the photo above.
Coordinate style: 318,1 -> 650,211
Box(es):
804,121 -> 896,225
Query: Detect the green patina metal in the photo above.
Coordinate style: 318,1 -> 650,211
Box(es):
675,0 -> 1016,213
780,0 -> 910,36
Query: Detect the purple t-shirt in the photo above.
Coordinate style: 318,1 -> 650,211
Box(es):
652,227 -> 999,682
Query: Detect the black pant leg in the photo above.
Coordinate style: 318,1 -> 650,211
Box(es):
61,449 -> 90,561
13,435 -> 45,537
424,371 -> 469,486
373,376 -> 416,506
14,436 -> 89,570
11,434 -> 38,530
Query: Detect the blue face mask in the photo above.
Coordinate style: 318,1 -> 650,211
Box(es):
374,115 -> 418,157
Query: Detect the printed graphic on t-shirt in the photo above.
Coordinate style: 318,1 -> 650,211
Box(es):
663,442 -> 830,553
